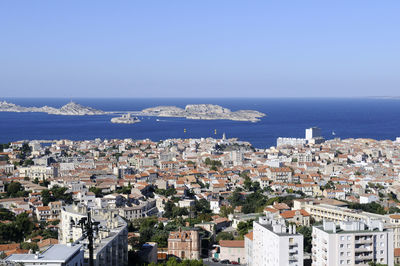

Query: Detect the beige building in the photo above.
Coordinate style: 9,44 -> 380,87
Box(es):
168,228 -> 201,260
218,240 -> 245,264
279,209 -> 311,226
19,165 -> 58,181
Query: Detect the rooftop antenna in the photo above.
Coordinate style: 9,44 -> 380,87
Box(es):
78,210 -> 100,266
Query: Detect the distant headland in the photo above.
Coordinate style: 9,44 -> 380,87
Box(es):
0,101 -> 105,116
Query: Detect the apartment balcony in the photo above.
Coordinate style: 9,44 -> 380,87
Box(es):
289,243 -> 298,248
355,254 -> 373,261
355,247 -> 372,253
288,256 -> 298,261
355,238 -> 372,244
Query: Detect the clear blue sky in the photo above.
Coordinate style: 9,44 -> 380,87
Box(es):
0,1 -> 399,98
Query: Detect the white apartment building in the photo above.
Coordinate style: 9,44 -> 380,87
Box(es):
60,205 -> 128,266
244,232 -> 253,266
277,137 -> 307,147
250,215 -> 303,266
295,200 -> 390,224
18,165 -> 58,181
295,199 -> 400,254
305,127 -> 321,141
312,220 -> 394,266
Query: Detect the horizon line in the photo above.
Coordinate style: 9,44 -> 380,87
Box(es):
2,96 -> 400,99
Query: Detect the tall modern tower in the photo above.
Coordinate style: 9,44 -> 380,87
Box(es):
305,127 -> 321,141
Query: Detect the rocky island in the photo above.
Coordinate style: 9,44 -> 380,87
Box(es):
0,101 -> 266,122
141,104 -> 266,122
111,113 -> 140,124
0,101 -> 106,115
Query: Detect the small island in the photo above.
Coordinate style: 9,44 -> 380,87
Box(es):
141,104 -> 266,122
111,113 -> 140,124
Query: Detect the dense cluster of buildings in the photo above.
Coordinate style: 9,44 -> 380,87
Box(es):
0,127 -> 400,265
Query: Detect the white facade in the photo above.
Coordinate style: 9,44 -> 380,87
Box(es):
60,205 -> 128,266
277,138 -> 307,147
359,194 -> 379,204
312,220 -> 394,266
210,199 -> 220,214
244,233 -> 253,266
305,127 -> 321,141
250,216 -> 303,266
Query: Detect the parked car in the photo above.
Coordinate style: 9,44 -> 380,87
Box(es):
231,261 -> 239,265
220,260 -> 231,264
212,258 -> 219,263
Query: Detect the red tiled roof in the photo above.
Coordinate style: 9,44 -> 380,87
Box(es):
280,209 -> 310,219
219,240 -> 244,248
244,231 -> 253,241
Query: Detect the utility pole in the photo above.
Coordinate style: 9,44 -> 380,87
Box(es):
79,210 -> 100,266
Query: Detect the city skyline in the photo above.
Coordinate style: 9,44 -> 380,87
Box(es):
1,1 -> 400,98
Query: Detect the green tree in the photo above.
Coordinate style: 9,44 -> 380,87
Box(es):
244,177 -> 252,191
15,213 -> 34,241
297,226 -> 312,253
0,208 -> 16,221
20,242 -> 38,252
89,187 -> 103,197
219,206 -> 234,217
41,189 -> 51,206
237,220 -> 253,238
216,232 -> 234,242
7,182 -> 23,197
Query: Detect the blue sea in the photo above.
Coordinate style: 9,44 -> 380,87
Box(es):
1,98 -> 400,148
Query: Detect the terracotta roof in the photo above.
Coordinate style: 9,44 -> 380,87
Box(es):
37,206 -> 50,211
273,202 -> 290,210
395,248 -> 400,257
244,231 -> 253,241
219,240 -> 244,248
264,207 -> 278,213
390,214 -> 400,219
37,238 -> 58,249
0,243 -> 20,252
280,209 -> 310,219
